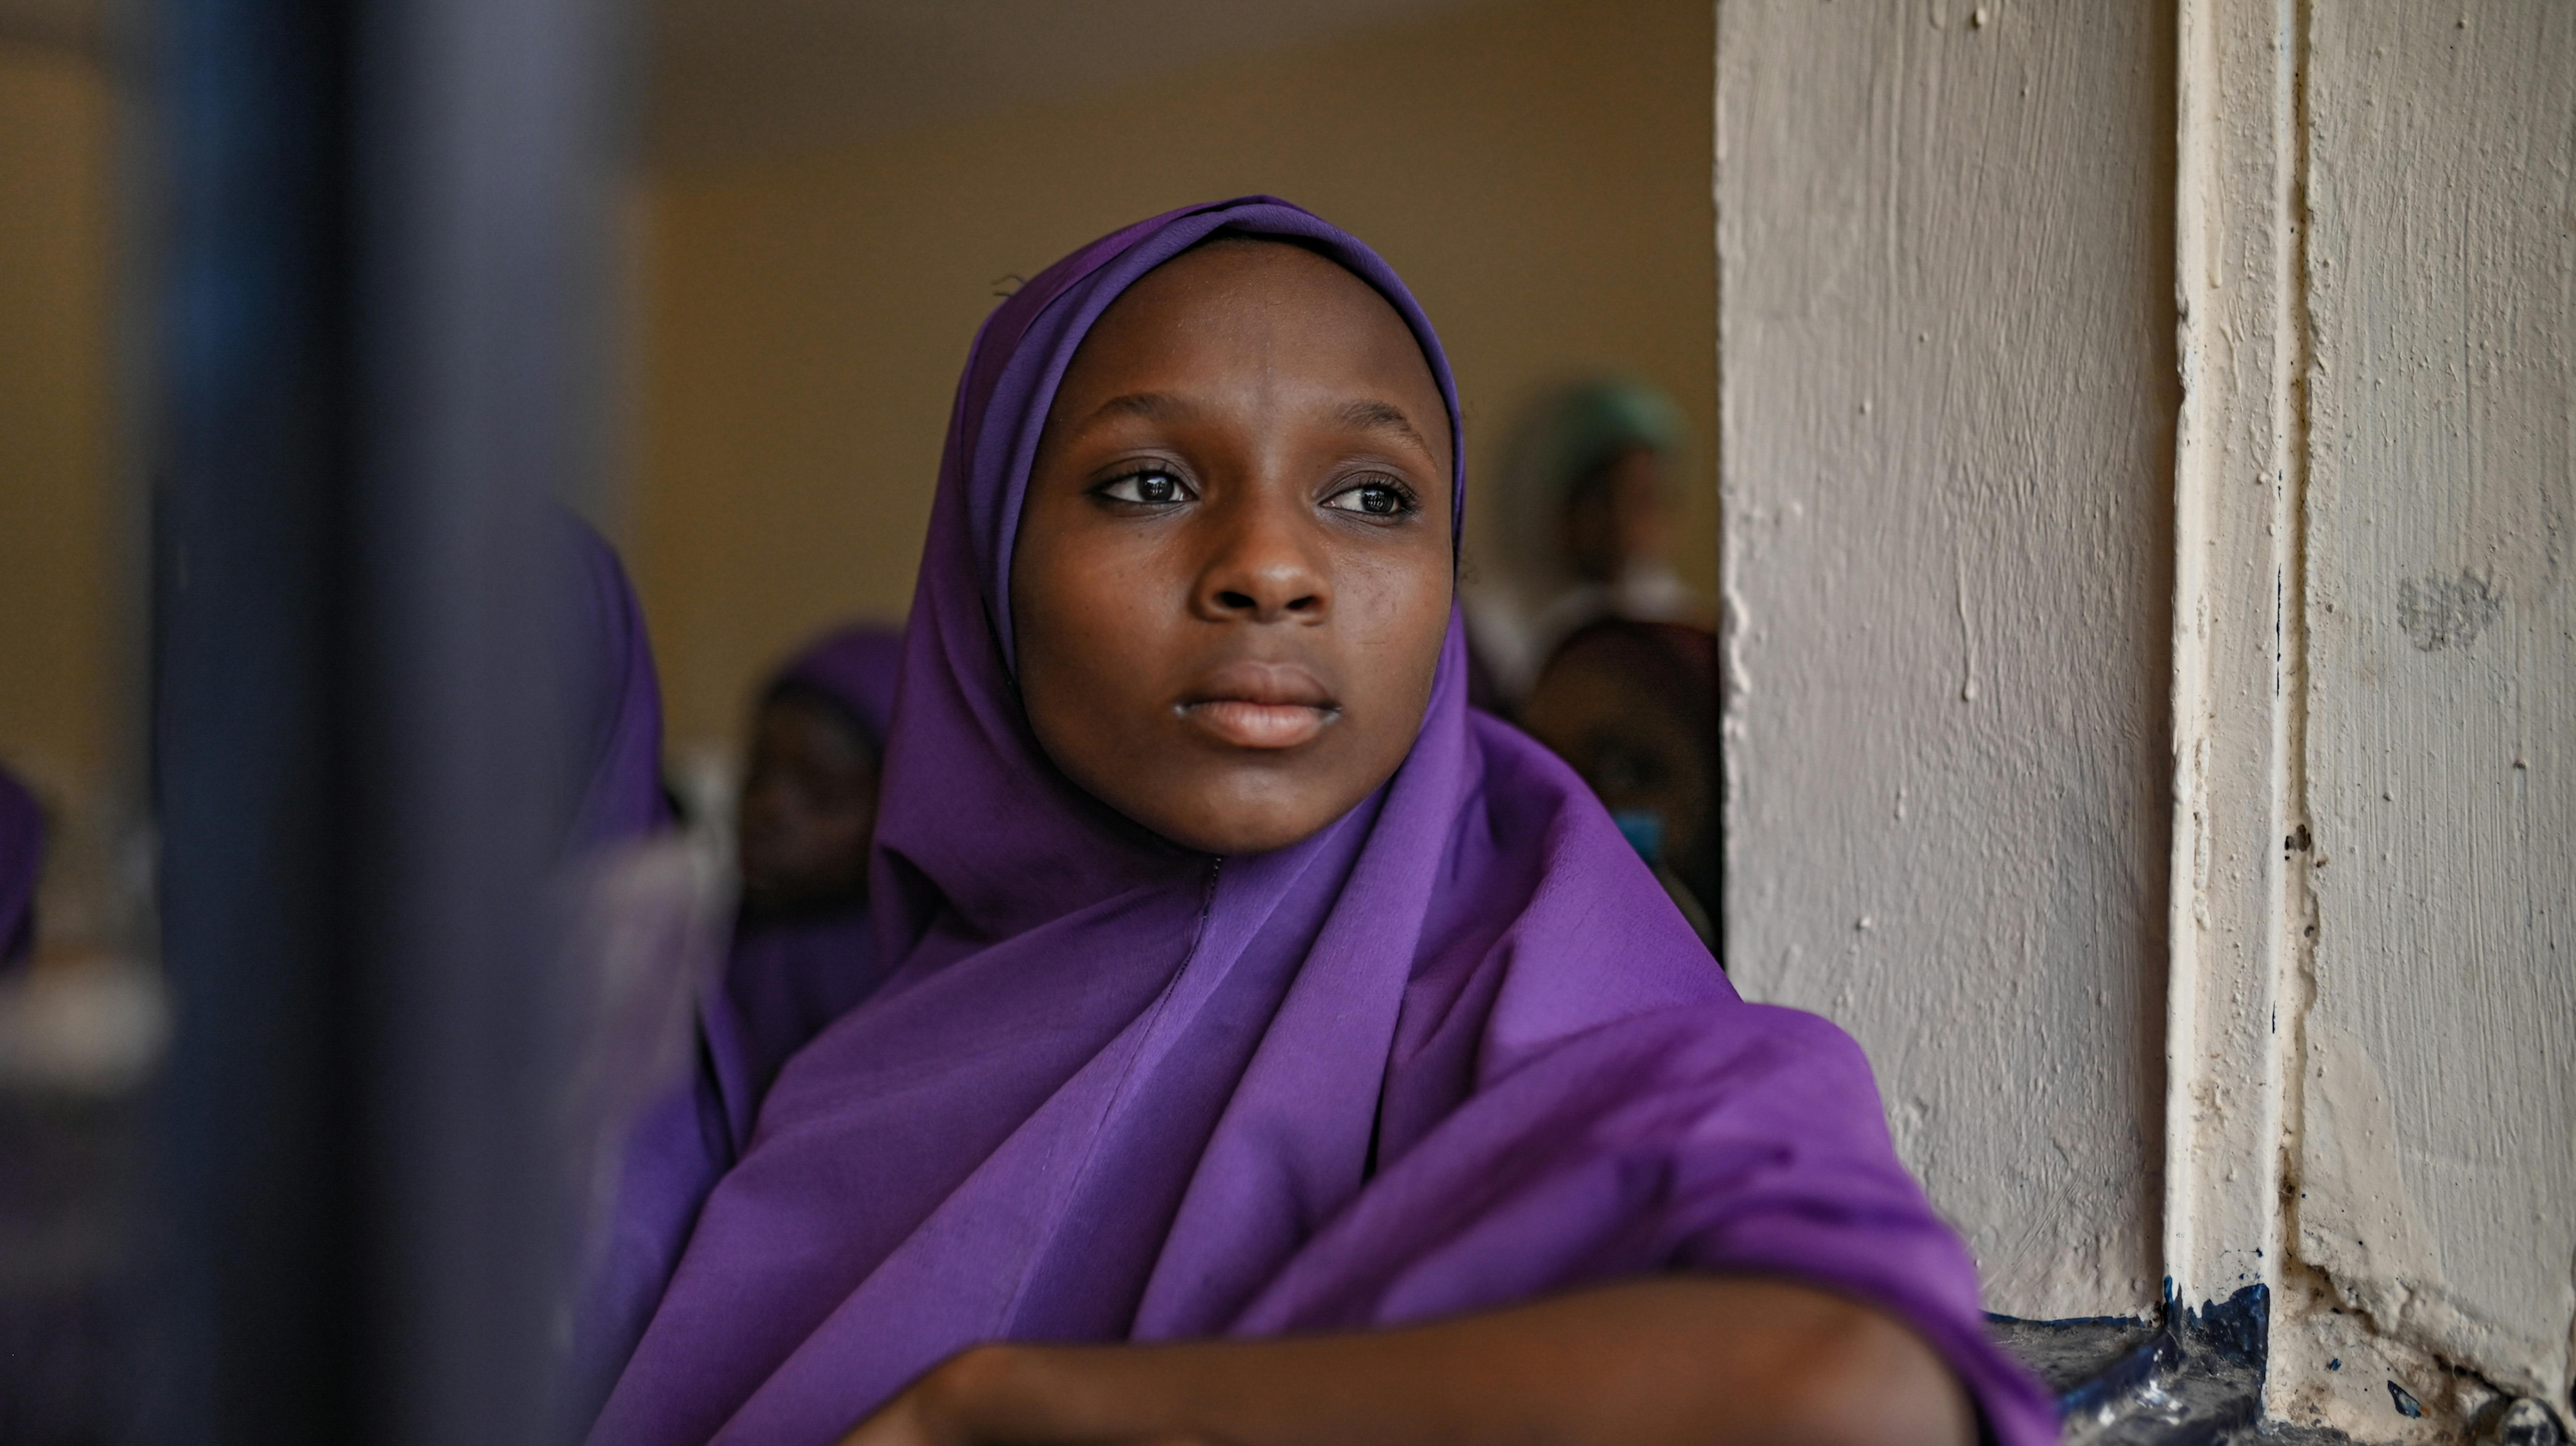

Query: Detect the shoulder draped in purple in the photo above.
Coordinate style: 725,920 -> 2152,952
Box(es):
587,199 -> 2054,1446
0,765 -> 41,968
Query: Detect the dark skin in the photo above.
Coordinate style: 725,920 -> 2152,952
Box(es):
736,690 -> 880,919
1011,239 -> 1453,855
843,241 -> 1973,1446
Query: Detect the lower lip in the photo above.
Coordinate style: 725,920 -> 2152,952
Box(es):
1182,700 -> 1333,749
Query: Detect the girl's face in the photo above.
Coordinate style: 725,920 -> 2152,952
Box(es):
1012,240 -> 1455,856
736,692 -> 880,918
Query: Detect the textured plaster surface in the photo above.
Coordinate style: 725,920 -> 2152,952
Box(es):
2290,0 -> 2576,1423
2162,0 -> 2304,1327
1716,0 -> 2177,1319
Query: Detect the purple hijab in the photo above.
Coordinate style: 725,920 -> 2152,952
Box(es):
566,516 -> 674,852
0,765 -> 40,968
768,625 -> 904,751
713,623 -> 908,1132
590,198 -> 2052,1446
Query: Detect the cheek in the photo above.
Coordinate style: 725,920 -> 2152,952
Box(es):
1337,544 -> 1452,720
817,809 -> 874,860
1016,524 -> 1177,732
740,782 -> 804,836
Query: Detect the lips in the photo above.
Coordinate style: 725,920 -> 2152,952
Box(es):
1176,661 -> 1339,750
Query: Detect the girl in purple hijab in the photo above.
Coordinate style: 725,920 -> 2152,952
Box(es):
723,624 -> 906,1132
589,199 -> 2052,1446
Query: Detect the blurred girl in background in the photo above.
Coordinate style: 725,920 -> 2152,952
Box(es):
1465,377 -> 1706,709
571,623 -> 904,1414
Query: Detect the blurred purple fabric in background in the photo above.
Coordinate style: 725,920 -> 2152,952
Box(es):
586,198 -> 2055,1446
714,624 -> 907,1136
564,517 -> 676,853
0,767 -> 39,969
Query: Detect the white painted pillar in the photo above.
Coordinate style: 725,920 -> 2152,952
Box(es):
2269,2 -> 2576,1432
1724,0 -> 2576,1433
2168,0 -> 2576,1434
1716,0 -> 2179,1324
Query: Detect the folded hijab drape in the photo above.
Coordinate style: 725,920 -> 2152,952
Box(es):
589,198 -> 2052,1446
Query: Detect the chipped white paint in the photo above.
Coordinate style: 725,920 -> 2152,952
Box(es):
2295,1029 -> 2448,1324
1716,0 -> 2177,1321
2161,0 -> 2303,1327
2287,0 -> 2576,1424
2161,0 -> 2576,1433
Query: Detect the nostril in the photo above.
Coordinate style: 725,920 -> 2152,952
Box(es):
1286,594 -> 1321,612
1217,590 -> 1257,610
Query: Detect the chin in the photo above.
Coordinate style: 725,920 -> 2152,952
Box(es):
1149,786 -> 1342,857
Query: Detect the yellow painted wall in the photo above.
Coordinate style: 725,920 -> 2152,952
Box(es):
634,0 -> 1717,757
0,42 -> 121,868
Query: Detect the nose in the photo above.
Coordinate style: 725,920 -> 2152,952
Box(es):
1193,484 -> 1329,624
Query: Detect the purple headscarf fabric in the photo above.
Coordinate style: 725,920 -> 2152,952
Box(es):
565,516 -> 674,852
0,765 -> 41,968
589,198 -> 2053,1446
767,625 -> 905,753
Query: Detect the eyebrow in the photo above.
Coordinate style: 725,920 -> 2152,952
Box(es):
1071,391 -> 1441,463
1085,392 -> 1198,427
1333,398 -> 1438,461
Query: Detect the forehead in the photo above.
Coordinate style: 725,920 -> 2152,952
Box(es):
1054,242 -> 1451,450
759,688 -> 874,756
1102,238 -> 1404,337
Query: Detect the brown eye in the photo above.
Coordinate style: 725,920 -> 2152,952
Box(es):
1323,478 -> 1414,517
1098,468 -> 1194,505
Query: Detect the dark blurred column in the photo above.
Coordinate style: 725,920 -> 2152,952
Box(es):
147,0 -> 621,1436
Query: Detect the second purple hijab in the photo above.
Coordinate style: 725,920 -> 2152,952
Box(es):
565,516 -> 675,852
572,625 -> 905,1409
590,198 -> 2052,1446
708,623 -> 907,1137
0,765 -> 41,968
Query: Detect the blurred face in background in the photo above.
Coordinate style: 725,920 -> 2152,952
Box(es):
1518,622 -> 1716,906
736,687 -> 880,918
1560,445 -> 1668,585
